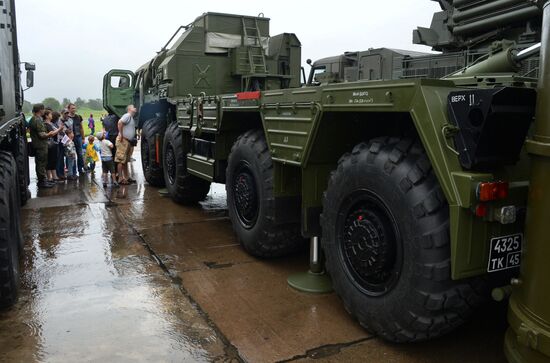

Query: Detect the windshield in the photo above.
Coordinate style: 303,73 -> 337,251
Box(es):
307,65 -> 327,86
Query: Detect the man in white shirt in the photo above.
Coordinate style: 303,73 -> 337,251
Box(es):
114,105 -> 137,184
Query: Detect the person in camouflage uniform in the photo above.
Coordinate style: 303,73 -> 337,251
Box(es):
29,104 -> 62,188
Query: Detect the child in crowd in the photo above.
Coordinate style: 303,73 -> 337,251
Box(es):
64,130 -> 78,181
88,114 -> 95,135
96,132 -> 118,188
84,135 -> 100,173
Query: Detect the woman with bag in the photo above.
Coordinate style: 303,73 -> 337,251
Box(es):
44,110 -> 64,183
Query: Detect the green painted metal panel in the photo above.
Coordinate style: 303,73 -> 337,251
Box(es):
186,154 -> 214,181
260,100 -> 321,166
177,99 -> 192,129
102,69 -> 135,117
200,13 -> 269,35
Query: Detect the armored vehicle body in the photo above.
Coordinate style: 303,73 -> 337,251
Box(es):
103,2 -> 548,355
0,0 -> 33,308
308,0 -> 541,85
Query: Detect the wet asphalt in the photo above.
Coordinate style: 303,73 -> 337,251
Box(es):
0,147 -> 508,362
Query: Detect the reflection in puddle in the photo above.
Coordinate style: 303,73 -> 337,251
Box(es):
0,199 -> 230,362
201,183 -> 228,211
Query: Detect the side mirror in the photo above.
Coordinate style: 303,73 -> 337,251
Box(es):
26,70 -> 34,88
306,59 -> 312,66
24,62 -> 36,71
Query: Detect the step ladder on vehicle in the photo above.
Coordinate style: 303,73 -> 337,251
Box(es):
241,17 -> 267,74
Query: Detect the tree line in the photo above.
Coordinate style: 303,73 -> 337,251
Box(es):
23,97 -> 104,113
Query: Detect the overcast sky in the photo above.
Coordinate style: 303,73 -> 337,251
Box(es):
15,0 -> 441,103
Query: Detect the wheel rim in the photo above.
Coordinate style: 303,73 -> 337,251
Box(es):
141,138 -> 150,174
232,161 -> 259,229
165,144 -> 176,185
337,190 -> 402,296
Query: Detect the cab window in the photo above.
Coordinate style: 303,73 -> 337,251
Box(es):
110,75 -> 132,89
307,65 -> 327,86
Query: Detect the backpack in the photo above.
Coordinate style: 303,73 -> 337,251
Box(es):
102,114 -> 119,139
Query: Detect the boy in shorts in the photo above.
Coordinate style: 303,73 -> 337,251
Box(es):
97,132 -> 118,187
115,105 -> 137,184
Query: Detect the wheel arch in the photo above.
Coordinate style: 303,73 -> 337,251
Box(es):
217,112 -> 302,225
208,111 -> 265,184
216,111 -> 264,161
301,111 -> 421,237
138,100 -> 172,129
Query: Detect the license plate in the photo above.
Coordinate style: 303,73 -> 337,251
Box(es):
487,233 -> 523,272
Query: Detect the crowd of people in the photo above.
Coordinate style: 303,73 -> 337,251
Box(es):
28,103 -> 138,189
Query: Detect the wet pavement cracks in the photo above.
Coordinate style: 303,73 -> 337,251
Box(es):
0,153 -> 508,362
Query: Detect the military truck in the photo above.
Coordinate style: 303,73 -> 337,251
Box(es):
103,13 -> 301,188
307,0 -> 541,85
306,44 -> 538,86
0,0 -> 33,308
103,2 -> 544,346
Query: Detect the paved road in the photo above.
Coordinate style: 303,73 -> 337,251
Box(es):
0,151 -> 508,362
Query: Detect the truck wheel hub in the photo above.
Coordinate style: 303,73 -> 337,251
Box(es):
233,164 -> 258,228
339,193 -> 401,296
142,138 -> 150,172
165,145 -> 176,185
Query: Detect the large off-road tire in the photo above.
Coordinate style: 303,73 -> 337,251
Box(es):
141,117 -> 166,187
163,122 -> 211,203
321,137 -> 486,342
12,146 -> 25,253
0,151 -> 23,308
226,129 -> 304,258
15,130 -> 30,205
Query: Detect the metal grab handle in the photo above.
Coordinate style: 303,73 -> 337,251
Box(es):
441,125 -> 460,156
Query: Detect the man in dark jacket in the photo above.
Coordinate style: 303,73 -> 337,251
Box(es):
29,104 -> 62,188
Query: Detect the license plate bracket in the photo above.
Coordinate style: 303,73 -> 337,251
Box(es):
487,233 -> 523,273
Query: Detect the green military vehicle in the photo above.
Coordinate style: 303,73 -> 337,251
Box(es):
103,12 -> 301,188
104,2 -> 550,360
307,0 -> 541,85
0,0 -> 33,308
